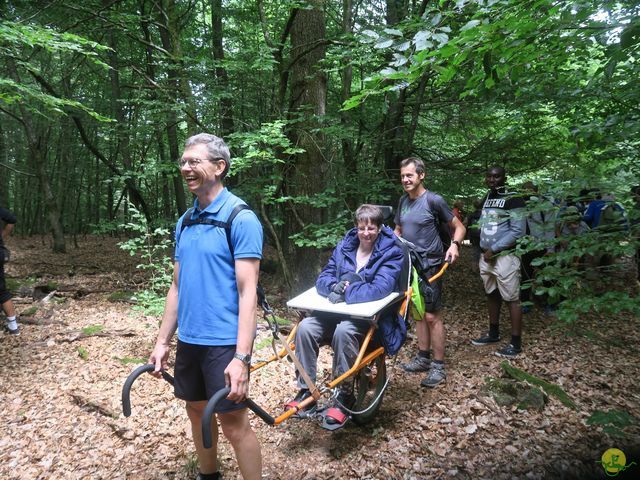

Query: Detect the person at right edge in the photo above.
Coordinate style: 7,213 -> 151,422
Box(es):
1,206 -> 19,335
394,157 -> 466,388
471,166 -> 526,358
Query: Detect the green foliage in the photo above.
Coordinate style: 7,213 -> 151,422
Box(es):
77,346 -> 88,360
21,306 -> 38,317
501,361 -> 577,410
0,21 -> 113,120
515,183 -> 639,328
587,409 -> 636,437
89,219 -> 123,236
118,205 -> 173,316
115,357 -> 146,366
81,324 -> 104,335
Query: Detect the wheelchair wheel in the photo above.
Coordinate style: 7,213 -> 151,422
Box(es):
351,354 -> 387,425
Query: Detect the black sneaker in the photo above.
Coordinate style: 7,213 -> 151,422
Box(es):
196,472 -> 222,480
324,390 -> 355,426
284,389 -> 317,417
401,355 -> 431,373
471,333 -> 500,346
495,344 -> 522,358
4,324 -> 19,336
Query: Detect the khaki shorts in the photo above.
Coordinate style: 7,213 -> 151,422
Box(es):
479,254 -> 521,302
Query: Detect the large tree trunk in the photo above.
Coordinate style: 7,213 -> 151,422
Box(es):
284,2 -> 328,291
5,58 -> 66,252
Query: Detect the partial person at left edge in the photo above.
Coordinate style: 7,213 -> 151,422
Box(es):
1,206 -> 19,335
148,133 -> 264,480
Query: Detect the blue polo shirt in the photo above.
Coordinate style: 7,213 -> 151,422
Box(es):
174,188 -> 263,346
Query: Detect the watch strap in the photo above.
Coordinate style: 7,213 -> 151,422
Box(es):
233,352 -> 252,365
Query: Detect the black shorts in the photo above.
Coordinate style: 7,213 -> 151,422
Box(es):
418,263 -> 444,313
0,260 -> 12,304
174,341 -> 247,413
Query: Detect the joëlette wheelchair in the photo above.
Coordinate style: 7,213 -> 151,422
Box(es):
121,208 -> 449,446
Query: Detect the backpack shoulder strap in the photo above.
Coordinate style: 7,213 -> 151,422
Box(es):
177,203 -> 251,258
425,191 -> 441,226
224,203 -> 250,258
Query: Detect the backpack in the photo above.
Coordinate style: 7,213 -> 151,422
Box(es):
425,191 -> 452,255
177,204 -> 268,312
598,202 -> 629,232
178,203 -> 250,257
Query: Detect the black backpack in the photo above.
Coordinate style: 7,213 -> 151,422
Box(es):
425,191 -> 452,254
177,203 -> 271,307
178,203 -> 249,257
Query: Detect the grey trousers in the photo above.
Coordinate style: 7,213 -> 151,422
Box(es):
294,314 -> 370,391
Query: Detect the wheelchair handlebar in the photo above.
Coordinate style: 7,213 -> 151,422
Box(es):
122,363 -> 174,417
202,387 -> 275,448
428,260 -> 449,284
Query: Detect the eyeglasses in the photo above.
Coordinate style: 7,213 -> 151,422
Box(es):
357,225 -> 379,234
178,157 -> 225,168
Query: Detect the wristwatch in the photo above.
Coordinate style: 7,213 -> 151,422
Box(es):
233,352 -> 252,365
451,240 -> 461,248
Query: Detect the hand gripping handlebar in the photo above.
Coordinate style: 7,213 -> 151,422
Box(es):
121,364 -> 175,417
201,387 -> 274,448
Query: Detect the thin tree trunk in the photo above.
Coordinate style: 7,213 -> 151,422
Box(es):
211,0 -> 234,136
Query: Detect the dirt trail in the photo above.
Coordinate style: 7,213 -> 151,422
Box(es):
1,236 -> 638,479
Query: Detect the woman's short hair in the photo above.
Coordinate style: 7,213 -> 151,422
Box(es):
354,204 -> 383,227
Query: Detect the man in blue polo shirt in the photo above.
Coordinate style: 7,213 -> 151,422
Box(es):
149,133 -> 263,480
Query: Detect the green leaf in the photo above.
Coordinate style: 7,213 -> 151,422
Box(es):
461,19 -> 481,31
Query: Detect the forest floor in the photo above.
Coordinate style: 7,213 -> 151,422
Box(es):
0,235 -> 639,480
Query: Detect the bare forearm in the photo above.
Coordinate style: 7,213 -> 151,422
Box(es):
236,291 -> 257,354
235,259 -> 260,354
156,282 -> 178,345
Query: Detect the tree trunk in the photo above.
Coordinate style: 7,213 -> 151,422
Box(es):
285,2 -> 328,291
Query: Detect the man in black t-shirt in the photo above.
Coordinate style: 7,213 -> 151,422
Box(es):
1,207 -> 19,335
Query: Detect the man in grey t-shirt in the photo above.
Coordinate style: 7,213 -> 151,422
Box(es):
394,157 -> 466,388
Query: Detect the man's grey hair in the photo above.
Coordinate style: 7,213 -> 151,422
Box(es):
184,133 -> 231,178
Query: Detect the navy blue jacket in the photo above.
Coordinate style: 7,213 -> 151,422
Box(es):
316,225 -> 404,303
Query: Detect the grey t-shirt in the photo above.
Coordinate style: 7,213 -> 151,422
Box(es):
394,191 -> 453,255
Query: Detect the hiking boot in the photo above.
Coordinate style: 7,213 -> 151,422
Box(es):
495,344 -> 522,359
471,332 -> 500,346
400,355 -> 431,373
420,364 -> 446,388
